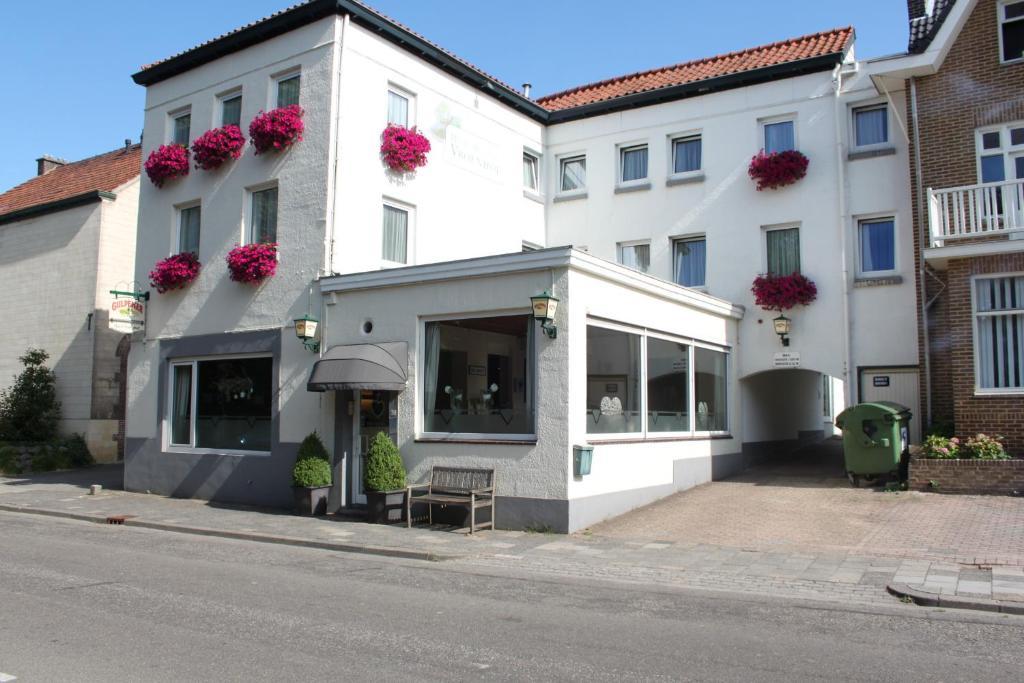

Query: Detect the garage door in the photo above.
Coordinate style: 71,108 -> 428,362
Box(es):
860,368 -> 921,444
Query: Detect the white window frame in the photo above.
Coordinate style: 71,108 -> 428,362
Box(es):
557,153 -> 587,196
273,68 -> 301,108
617,239 -> 651,273
971,272 -> 1024,395
998,0 -> 1024,65
174,201 -> 202,256
975,121 -> 1024,183
164,354 -> 274,456
671,234 -> 708,289
617,142 -> 650,187
245,182 -> 279,245
585,318 -> 731,442
386,84 -> 415,127
168,107 -> 191,146
760,115 -> 798,153
523,148 -> 541,195
855,214 -> 899,278
762,223 -> 801,275
668,131 -> 703,179
217,88 -> 243,128
850,102 -> 891,150
381,198 -> 414,268
416,309 -> 537,441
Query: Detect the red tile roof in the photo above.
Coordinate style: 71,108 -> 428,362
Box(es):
537,27 -> 854,112
0,144 -> 141,219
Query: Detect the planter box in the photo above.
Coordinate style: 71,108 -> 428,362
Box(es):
293,485 -> 330,515
908,457 -> 1024,495
366,489 -> 406,524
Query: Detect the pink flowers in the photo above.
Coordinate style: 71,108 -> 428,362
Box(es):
226,243 -> 278,284
149,252 -> 201,293
248,105 -> 304,155
191,125 -> 246,170
751,273 -> 818,311
380,124 -> 431,173
747,150 -> 809,191
144,145 -> 190,187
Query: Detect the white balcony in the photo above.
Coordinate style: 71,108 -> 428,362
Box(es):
928,179 -> 1024,247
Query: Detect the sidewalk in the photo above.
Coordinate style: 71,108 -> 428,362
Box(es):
2,466 -> 1023,613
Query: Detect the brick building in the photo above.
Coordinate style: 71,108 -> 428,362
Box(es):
873,0 -> 1024,451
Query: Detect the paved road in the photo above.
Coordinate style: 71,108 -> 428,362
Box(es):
2,512 -> 1024,681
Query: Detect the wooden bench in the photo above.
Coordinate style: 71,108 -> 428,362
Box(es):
406,466 -> 496,534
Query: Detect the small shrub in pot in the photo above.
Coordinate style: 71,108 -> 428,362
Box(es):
292,445 -> 331,516
364,432 -> 407,524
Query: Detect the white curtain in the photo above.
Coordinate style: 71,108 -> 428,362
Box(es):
171,365 -> 192,445
387,91 -> 409,126
975,277 -> 1024,389
173,114 -> 191,146
277,76 -> 300,107
764,121 -> 795,153
251,188 -> 278,243
179,206 -> 201,254
561,158 -> 586,191
674,239 -> 706,287
422,323 -> 441,432
620,244 -> 650,272
859,220 -> 894,272
855,107 -> 887,146
673,137 -> 701,173
523,154 -> 538,190
382,205 -> 408,263
222,96 -> 242,127
766,228 -> 800,276
621,147 -> 648,182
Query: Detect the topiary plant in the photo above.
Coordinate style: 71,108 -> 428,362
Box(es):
292,457 -> 331,488
0,349 -> 61,442
363,432 -> 406,492
297,432 -> 329,462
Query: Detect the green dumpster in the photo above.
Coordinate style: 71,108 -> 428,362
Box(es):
834,402 -> 911,487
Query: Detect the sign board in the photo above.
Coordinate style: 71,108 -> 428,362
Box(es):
444,126 -> 501,181
109,296 -> 145,334
872,376 -> 890,387
773,351 -> 801,368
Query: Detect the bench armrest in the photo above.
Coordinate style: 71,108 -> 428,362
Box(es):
469,487 -> 495,495
407,483 -> 431,493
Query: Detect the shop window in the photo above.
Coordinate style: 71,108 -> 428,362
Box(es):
586,326 -> 642,434
695,346 -> 728,432
647,338 -> 689,433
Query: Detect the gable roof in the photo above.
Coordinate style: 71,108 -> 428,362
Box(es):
0,144 -> 141,225
908,0 -> 957,53
537,27 -> 854,113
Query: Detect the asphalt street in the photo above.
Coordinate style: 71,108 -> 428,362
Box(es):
2,511 -> 1023,682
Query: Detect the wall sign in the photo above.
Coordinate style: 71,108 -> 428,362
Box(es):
873,376 -> 890,387
468,365 -> 486,377
773,351 -> 801,368
109,295 -> 145,334
444,125 -> 501,181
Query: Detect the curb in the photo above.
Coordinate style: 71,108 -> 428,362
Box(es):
887,583 -> 1024,615
0,503 -> 456,563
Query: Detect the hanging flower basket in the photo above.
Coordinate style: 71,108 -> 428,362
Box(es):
144,144 -> 190,187
751,273 -> 817,311
149,252 -> 201,294
747,150 -> 809,191
226,243 -> 278,284
191,125 -> 246,170
380,124 -> 431,173
248,105 -> 304,155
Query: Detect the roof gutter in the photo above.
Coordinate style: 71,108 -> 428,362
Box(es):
0,190 -> 117,226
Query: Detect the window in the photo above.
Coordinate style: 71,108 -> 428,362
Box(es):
974,275 -> 1024,391
671,135 -> 702,174
382,203 -> 409,264
763,119 -> 795,153
620,144 -> 649,183
1000,0 -> 1024,63
172,111 -> 191,146
695,346 -> 728,432
222,94 -> 242,128
853,104 -> 889,147
422,315 -> 534,436
249,187 -> 278,243
858,218 -> 896,275
647,338 -> 689,433
976,122 -> 1024,184
559,155 -> 586,193
766,227 -> 800,276
586,326 -> 642,434
387,88 -> 410,126
618,242 -> 650,273
168,356 -> 273,452
178,204 -> 201,255
523,151 -> 539,192
673,237 -> 706,287
276,73 -> 300,107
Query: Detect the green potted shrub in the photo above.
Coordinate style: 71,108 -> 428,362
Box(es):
292,432 -> 331,515
363,432 -> 406,524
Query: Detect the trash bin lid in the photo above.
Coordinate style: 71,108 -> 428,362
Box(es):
836,401 -> 912,428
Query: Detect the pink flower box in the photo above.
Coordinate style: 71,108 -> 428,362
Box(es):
248,105 -> 304,155
380,124 -> 431,173
226,243 -> 278,284
144,144 -> 190,187
149,252 -> 201,294
747,150 -> 809,191
751,273 -> 817,311
191,125 -> 246,170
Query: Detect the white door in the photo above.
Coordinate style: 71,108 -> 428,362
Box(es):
860,368 -> 921,444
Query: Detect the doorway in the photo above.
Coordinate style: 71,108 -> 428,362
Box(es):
352,389 -> 392,505
858,367 -> 921,444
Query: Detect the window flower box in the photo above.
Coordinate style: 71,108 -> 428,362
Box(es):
747,150 -> 809,191
751,273 -> 817,311
248,105 -> 304,155
226,242 -> 278,284
149,252 -> 201,294
191,125 -> 245,170
144,144 -> 190,187
380,124 -> 431,173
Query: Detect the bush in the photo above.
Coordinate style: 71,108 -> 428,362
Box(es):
297,432 -> 329,462
921,434 -> 960,459
58,434 -> 94,468
31,443 -> 71,472
0,349 -> 61,442
925,421 -> 955,438
962,433 -> 1009,460
363,432 -> 406,492
292,457 -> 331,488
0,445 -> 20,475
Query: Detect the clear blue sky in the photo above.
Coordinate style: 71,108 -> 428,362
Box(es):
0,0 -> 908,193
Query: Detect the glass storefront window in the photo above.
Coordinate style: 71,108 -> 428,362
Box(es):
695,347 -> 728,432
647,338 -> 689,432
586,326 -> 642,434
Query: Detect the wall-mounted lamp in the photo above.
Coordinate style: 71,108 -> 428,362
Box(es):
294,314 -> 320,352
773,314 -> 792,347
530,290 -> 559,339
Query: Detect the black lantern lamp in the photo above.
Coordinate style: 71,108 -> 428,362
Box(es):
530,290 -> 559,339
294,313 -> 320,352
773,314 -> 792,347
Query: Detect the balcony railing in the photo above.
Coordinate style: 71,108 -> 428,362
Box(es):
928,179 -> 1024,247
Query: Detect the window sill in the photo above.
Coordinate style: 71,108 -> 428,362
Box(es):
586,434 -> 732,445
614,181 -> 652,194
522,189 -> 545,204
553,192 -> 588,203
972,390 -> 1024,398
164,447 -> 271,457
854,274 -> 903,288
848,146 -> 896,161
666,172 -> 705,186
415,437 -> 537,445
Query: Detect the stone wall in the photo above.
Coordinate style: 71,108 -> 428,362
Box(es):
909,457 -> 1024,495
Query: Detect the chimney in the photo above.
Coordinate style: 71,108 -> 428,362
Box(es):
522,83 -> 532,98
36,155 -> 67,176
124,138 -> 132,151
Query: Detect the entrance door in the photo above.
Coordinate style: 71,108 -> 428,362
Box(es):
859,368 -> 921,444
352,390 -> 391,505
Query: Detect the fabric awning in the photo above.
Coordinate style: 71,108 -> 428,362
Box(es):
306,342 -> 408,392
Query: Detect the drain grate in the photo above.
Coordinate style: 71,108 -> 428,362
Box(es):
105,515 -> 134,525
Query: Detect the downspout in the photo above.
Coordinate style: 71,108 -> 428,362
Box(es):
909,76 -> 933,427
324,13 -> 349,277
832,63 -> 854,412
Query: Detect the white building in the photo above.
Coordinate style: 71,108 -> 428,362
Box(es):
125,1 -> 917,531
